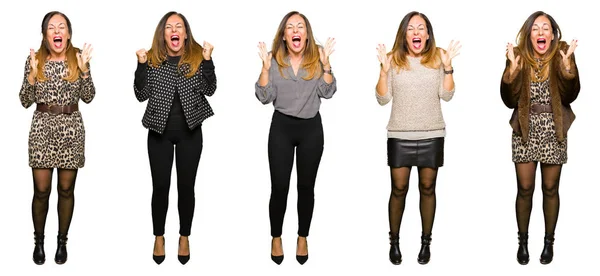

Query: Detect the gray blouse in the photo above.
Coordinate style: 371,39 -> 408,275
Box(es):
255,57 -> 337,118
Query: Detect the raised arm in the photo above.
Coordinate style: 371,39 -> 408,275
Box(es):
133,48 -> 151,102
255,42 -> 276,104
19,51 -> 37,108
500,43 -> 523,108
375,44 -> 392,105
556,40 -> 580,104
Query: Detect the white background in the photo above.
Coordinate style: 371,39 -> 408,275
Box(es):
0,0 -> 596,275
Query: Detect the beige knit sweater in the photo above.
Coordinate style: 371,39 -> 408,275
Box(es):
376,56 -> 454,139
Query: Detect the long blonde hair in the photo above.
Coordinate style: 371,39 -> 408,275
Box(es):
35,11 -> 80,82
389,11 -> 440,72
147,11 -> 204,78
271,11 -> 322,80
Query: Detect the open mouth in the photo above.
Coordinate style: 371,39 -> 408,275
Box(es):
412,38 -> 422,50
53,36 -> 63,48
537,38 -> 546,50
170,35 -> 180,47
292,35 -> 301,48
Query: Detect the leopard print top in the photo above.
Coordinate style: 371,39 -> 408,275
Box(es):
19,57 -> 95,169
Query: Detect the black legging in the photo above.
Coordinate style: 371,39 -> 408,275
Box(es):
32,168 -> 78,236
268,111 -> 324,238
515,162 -> 562,234
148,126 -> 203,236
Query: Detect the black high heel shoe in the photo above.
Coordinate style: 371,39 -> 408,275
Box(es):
271,237 -> 284,265
389,232 -> 402,265
32,232 -> 45,265
517,232 -> 530,265
296,237 -> 308,265
153,236 -> 165,265
417,234 -> 432,265
540,233 -> 555,264
54,233 -> 68,265
178,236 -> 190,265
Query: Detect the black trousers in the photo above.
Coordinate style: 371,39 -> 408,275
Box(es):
148,126 -> 203,236
268,111 -> 324,237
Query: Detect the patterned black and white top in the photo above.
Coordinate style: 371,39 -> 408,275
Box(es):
134,57 -> 216,134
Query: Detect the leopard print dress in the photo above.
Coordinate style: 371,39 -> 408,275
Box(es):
19,57 -> 95,169
512,79 -> 567,164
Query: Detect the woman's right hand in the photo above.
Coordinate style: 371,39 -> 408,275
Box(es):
506,43 -> 520,74
258,42 -> 272,71
136,48 -> 148,63
377,44 -> 391,73
29,48 -> 38,76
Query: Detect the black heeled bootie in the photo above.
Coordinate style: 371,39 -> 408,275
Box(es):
540,233 -> 555,264
32,232 -> 45,265
417,234 -> 432,264
517,232 -> 529,265
389,232 -> 402,265
54,233 -> 68,264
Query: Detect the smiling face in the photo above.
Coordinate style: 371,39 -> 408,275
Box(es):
405,15 -> 429,57
284,14 -> 307,55
164,14 -> 187,56
530,15 -> 554,58
45,14 -> 70,57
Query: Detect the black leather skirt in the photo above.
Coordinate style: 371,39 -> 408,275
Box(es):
387,137 -> 444,168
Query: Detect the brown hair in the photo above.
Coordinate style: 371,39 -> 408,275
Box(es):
35,11 -> 80,82
515,11 -> 561,69
389,11 -> 441,72
147,11 -> 203,78
271,11 -> 322,80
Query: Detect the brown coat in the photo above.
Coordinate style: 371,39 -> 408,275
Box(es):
500,41 -> 580,143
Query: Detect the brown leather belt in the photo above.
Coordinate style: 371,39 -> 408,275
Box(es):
36,104 -> 79,115
531,103 -> 552,114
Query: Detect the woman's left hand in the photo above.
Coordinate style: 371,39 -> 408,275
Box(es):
203,41 -> 214,60
560,39 -> 577,69
319,37 -> 336,68
440,40 -> 461,69
77,43 -> 93,72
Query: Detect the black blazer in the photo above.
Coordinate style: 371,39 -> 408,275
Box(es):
134,58 -> 217,134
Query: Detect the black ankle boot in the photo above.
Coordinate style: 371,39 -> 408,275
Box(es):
54,233 -> 68,264
417,234 -> 432,264
32,232 -> 45,265
389,232 -> 401,265
540,233 -> 555,264
517,232 -> 529,265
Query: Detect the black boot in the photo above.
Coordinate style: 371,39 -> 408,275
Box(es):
517,232 -> 529,265
540,233 -> 555,264
417,234 -> 432,264
32,232 -> 45,265
54,233 -> 68,264
389,232 -> 401,265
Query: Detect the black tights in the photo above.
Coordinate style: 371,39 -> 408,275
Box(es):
515,162 -> 562,234
388,167 -> 438,236
32,168 -> 78,236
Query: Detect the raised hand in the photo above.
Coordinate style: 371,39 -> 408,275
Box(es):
440,40 -> 461,68
29,48 -> 38,76
560,39 -> 578,69
257,42 -> 272,71
318,37 -> 335,68
77,43 -> 93,72
136,48 -> 148,64
506,42 -> 520,72
202,41 -> 214,60
376,44 -> 392,73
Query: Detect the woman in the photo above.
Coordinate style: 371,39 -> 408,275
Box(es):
19,11 -> 95,265
501,11 -> 579,265
255,11 -> 336,265
375,11 -> 460,265
134,11 -> 216,265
